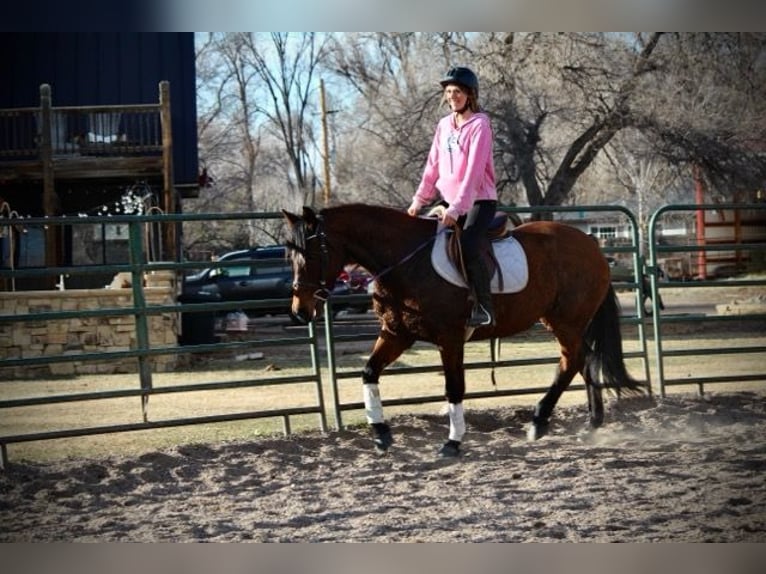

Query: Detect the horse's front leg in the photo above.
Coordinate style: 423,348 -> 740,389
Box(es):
437,342 -> 466,458
362,329 -> 414,453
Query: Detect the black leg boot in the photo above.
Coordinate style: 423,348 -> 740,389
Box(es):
465,258 -> 494,327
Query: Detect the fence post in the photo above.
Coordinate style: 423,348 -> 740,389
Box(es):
40,84 -> 57,287
129,218 -> 153,421
159,81 -> 176,262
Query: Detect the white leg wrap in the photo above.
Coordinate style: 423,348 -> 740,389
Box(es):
363,383 -> 384,424
448,402 -> 466,442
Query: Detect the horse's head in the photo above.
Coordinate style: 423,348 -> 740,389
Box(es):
282,206 -> 347,323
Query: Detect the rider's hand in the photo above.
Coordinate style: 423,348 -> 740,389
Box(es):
441,214 -> 457,228
406,205 -> 419,217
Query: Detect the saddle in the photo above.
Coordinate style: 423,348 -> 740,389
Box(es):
432,225 -> 528,294
446,212 -> 511,290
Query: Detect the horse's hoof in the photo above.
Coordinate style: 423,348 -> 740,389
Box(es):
372,423 -> 393,453
526,422 -> 548,441
374,434 -> 393,453
589,416 -> 604,429
437,440 -> 461,458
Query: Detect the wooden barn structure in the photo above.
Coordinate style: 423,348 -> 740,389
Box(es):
0,33 -> 198,289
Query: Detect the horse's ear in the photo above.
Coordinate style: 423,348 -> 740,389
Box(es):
301,206 -> 318,226
282,209 -> 300,227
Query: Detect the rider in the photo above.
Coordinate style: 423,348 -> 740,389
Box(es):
407,66 -> 498,327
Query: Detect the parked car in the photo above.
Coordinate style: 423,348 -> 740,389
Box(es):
181,246 -> 371,321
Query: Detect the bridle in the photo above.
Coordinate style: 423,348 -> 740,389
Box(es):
292,215 -> 332,303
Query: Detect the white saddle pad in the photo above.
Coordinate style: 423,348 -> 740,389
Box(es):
431,231 -> 529,294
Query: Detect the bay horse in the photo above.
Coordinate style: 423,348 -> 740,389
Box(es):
283,203 -> 645,457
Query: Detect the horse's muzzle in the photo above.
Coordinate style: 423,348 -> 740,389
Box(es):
291,295 -> 319,324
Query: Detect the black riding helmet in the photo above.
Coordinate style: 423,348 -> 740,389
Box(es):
440,66 -> 479,95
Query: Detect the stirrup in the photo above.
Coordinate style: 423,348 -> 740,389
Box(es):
467,303 -> 494,327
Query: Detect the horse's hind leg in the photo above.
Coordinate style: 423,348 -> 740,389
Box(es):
362,330 -> 415,453
583,357 -> 604,429
527,332 -> 584,441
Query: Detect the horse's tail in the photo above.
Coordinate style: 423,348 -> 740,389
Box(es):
584,284 -> 646,394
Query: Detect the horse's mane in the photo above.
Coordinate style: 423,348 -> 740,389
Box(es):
320,203 -> 435,237
320,203 -> 405,222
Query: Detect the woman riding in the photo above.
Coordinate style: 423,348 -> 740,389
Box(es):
407,66 -> 498,327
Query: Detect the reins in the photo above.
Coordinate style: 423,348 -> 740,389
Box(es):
369,225 -> 448,284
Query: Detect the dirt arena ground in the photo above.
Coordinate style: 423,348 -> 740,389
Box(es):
2,390 -> 765,542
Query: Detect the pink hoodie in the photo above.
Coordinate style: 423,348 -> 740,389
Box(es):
410,111 -> 497,221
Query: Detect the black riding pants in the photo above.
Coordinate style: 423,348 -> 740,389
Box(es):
457,200 -> 497,260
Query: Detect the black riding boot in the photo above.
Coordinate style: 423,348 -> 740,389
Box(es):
466,258 -> 495,327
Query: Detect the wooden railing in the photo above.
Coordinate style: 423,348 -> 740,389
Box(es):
1,81 -> 172,176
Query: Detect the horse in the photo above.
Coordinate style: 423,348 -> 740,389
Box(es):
283,203 -> 646,458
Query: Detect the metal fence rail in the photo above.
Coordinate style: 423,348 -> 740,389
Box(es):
2,204 -> 763,466
647,203 -> 766,397
0,211 -> 327,468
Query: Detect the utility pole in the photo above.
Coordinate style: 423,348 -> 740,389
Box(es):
319,79 -> 332,206
693,163 -> 707,280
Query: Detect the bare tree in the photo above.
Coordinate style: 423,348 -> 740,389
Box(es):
191,33 -> 332,254
601,128 -> 687,254
464,33 -> 665,216
189,33 -> 267,253
325,33 -> 452,207
237,32 -> 330,209
638,33 -> 766,196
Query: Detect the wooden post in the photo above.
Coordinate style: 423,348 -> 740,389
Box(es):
320,79 -> 332,206
159,80 -> 176,260
40,84 -> 58,285
693,164 -> 706,280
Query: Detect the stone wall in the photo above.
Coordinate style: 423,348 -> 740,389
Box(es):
0,272 -> 179,379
